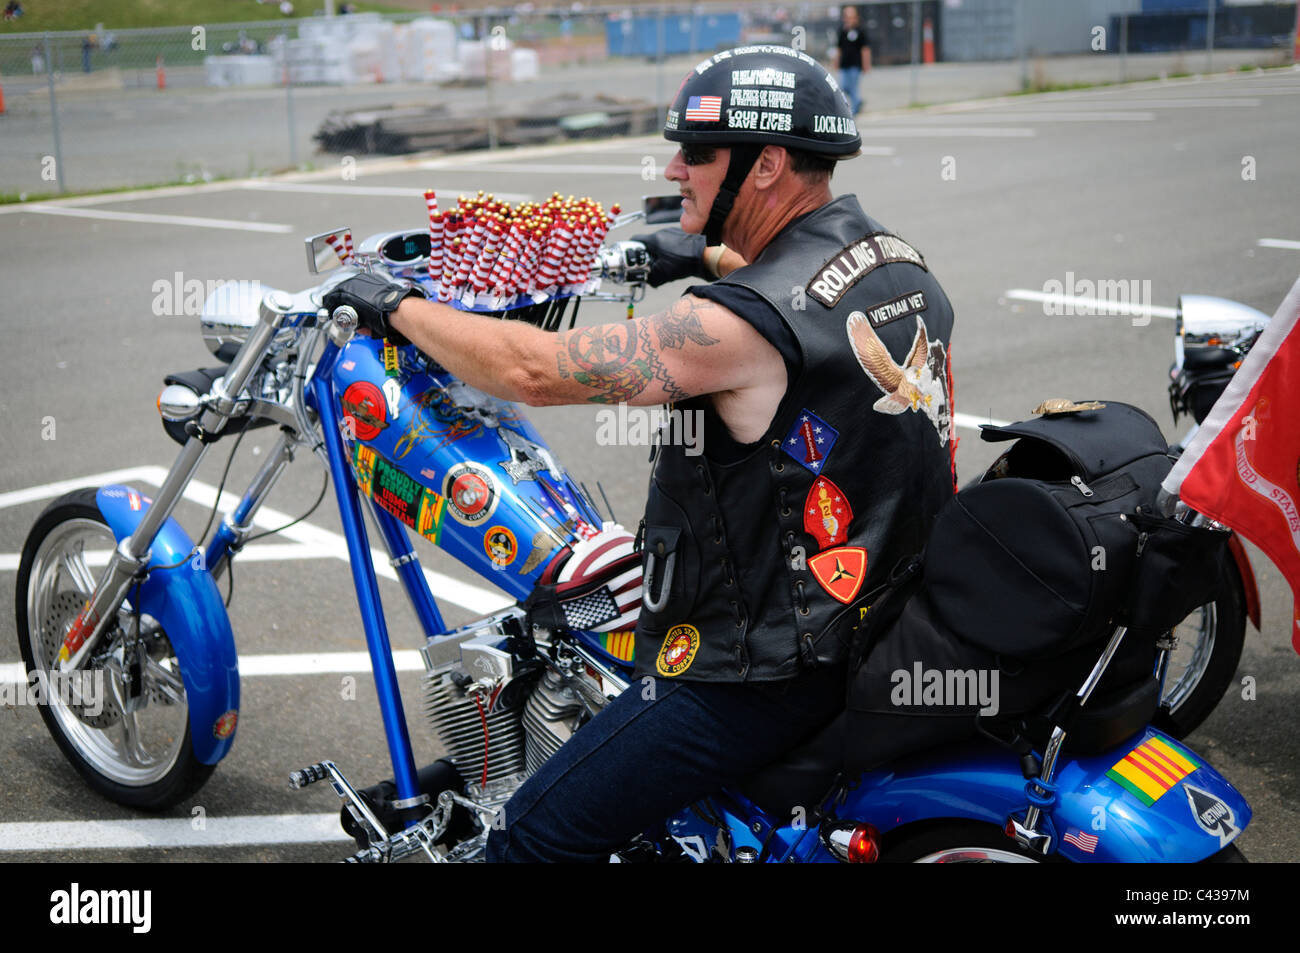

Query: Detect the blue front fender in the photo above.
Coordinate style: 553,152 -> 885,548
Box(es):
841,729 -> 1250,862
96,486 -> 239,765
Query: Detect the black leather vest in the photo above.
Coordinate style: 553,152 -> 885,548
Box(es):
633,195 -> 956,682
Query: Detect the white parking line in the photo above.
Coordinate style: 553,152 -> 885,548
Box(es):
0,650 -> 426,684
240,181 -> 531,201
919,111 -> 1156,122
860,127 -> 1036,138
0,466 -> 512,616
954,412 -> 1011,431
0,814 -> 351,852
12,205 -> 294,233
1258,238 -> 1300,250
1004,288 -> 1178,320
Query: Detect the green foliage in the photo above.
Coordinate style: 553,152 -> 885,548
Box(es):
0,0 -> 406,33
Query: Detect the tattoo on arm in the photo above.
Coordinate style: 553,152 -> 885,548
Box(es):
651,297 -> 721,350
639,324 -> 690,402
555,298 -> 720,404
559,323 -> 650,403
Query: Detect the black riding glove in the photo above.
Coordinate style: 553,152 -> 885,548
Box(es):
321,272 -> 426,346
631,227 -> 709,287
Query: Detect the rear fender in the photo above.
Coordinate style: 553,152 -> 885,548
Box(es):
96,486 -> 239,765
833,729 -> 1250,862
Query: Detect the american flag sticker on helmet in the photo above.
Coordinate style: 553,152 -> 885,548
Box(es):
685,95 -> 722,122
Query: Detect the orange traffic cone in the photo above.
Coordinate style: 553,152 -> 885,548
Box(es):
923,18 -> 935,64
156,55 -> 165,90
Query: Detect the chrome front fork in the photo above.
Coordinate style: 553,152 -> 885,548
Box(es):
61,292 -> 295,673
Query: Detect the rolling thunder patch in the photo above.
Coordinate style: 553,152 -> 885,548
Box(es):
806,232 -> 928,308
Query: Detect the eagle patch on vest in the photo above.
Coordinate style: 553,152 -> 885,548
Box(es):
846,313 -> 953,446
805,232 -> 928,308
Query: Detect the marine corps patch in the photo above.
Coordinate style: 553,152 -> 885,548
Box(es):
340,381 -> 387,442
443,462 -> 499,526
808,546 -> 868,604
781,409 -> 839,474
656,624 -> 701,677
803,476 -> 852,550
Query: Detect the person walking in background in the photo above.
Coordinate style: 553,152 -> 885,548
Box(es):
831,5 -> 871,115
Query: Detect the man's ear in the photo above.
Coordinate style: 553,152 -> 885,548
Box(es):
751,145 -> 789,190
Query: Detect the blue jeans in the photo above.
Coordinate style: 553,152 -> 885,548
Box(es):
485,663 -> 846,862
840,66 -> 863,114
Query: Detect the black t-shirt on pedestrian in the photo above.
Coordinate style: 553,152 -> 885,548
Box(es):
837,23 -> 870,68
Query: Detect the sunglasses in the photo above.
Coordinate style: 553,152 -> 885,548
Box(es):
680,145 -> 718,166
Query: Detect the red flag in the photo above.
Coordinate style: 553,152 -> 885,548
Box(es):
1162,274 -> 1300,652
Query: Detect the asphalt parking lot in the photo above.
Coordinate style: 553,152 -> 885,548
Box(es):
1,68 -> 1298,862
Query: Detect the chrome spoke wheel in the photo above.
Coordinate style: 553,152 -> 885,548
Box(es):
25,517 -> 189,788
1162,603 -> 1216,714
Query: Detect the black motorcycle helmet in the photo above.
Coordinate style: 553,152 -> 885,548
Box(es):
664,45 -> 862,244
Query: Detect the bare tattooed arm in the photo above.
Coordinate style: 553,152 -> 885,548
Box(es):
391,291 -> 783,409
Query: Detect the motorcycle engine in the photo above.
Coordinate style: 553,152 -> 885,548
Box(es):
421,614 -> 607,802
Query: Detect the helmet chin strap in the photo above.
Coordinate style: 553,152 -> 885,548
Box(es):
702,144 -> 763,247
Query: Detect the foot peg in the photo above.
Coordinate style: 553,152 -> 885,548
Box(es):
288,763 -> 330,789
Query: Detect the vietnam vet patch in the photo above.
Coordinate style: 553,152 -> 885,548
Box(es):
863,290 -> 927,330
803,476 -> 852,550
806,232 -> 928,309
781,409 -> 839,474
1105,735 -> 1200,806
656,624 -> 701,677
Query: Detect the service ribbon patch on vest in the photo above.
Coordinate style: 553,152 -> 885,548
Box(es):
656,624 -> 701,677
805,232 -> 928,309
781,409 -> 839,474
846,313 -> 953,446
808,546 -> 868,603
803,476 -> 852,550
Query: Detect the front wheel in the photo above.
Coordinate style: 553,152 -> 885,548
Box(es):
14,488 -> 214,810
1152,557 -> 1248,740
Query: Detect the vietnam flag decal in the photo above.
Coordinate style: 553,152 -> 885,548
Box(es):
1105,736 -> 1200,806
808,546 -> 868,604
1162,273 -> 1300,651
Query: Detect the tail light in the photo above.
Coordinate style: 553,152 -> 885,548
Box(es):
821,822 -> 881,863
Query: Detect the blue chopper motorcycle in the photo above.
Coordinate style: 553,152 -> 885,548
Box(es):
14,203 -> 1250,863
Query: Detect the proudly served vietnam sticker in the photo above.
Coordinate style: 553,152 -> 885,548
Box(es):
656,624 -> 700,677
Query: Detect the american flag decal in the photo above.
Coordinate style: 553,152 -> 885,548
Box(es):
1062,830 -> 1099,853
685,95 -> 722,122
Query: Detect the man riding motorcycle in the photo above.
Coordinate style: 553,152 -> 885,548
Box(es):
324,45 -> 960,862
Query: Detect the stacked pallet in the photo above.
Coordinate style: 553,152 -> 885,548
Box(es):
314,93 -> 660,155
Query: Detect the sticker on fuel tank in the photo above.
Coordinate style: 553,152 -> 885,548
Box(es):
352,444 -> 446,543
443,462 -> 500,526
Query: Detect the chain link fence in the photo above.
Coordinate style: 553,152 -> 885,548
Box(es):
0,1 -> 1295,196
